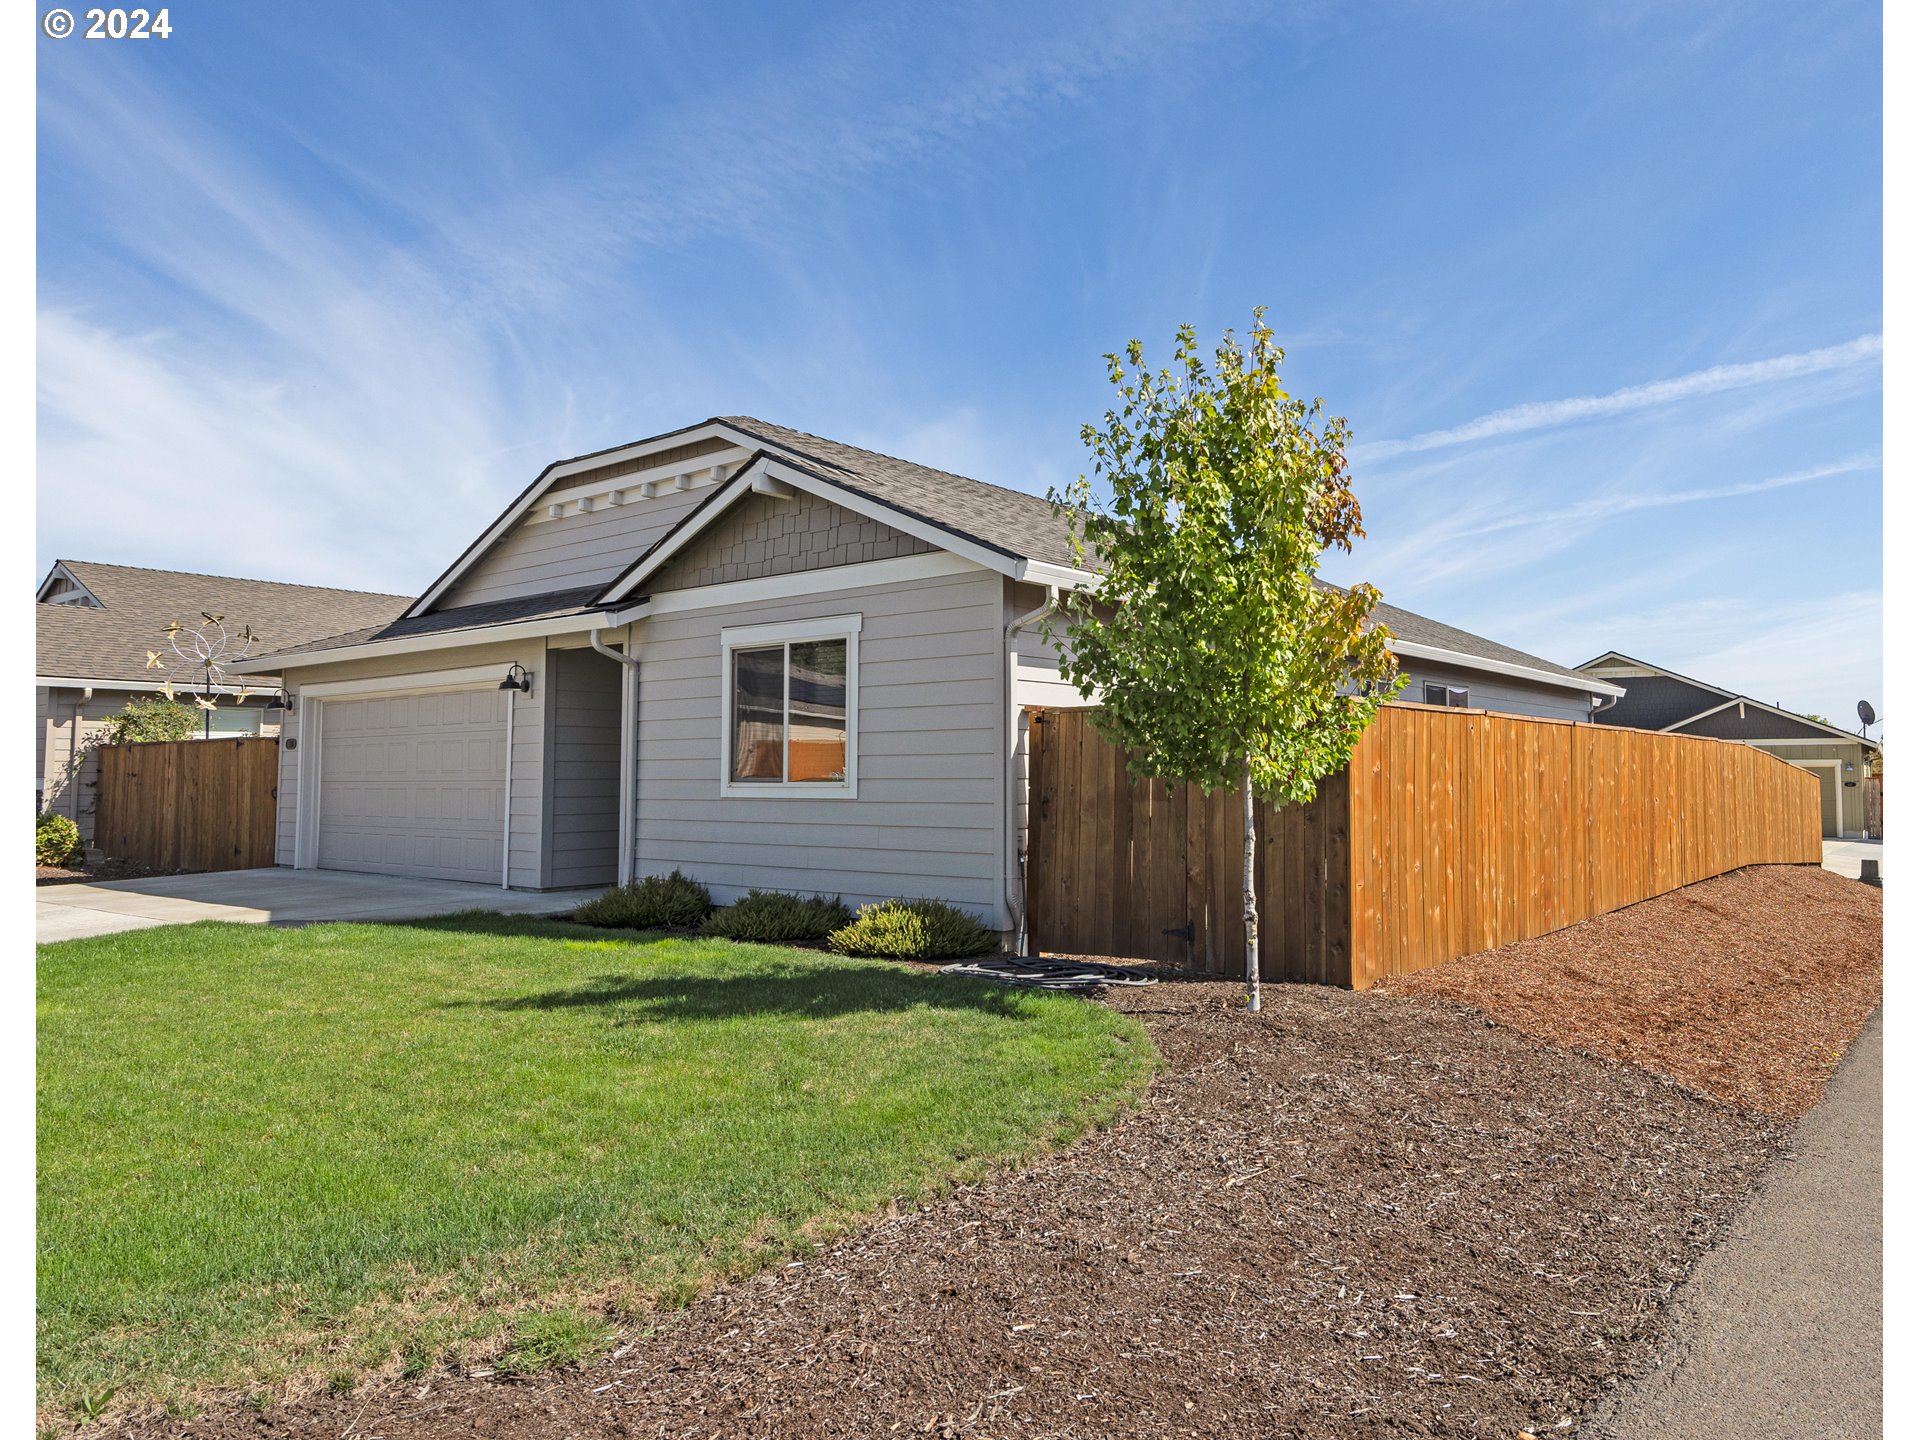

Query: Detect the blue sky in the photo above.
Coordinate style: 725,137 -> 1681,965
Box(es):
36,0 -> 1882,731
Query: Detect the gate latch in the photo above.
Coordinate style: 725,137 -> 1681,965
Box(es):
1161,921 -> 1194,943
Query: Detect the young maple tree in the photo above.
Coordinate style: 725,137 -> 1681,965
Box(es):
1047,310 -> 1402,1010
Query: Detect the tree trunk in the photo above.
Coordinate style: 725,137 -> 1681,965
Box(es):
1243,760 -> 1260,1012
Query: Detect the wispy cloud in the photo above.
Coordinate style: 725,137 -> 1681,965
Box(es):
1351,452 -> 1879,596
1444,452 -> 1880,541
1354,333 -> 1883,460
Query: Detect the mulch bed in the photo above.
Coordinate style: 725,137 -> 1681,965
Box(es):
1374,864 -> 1882,1120
37,857 -> 200,886
121,977 -> 1780,1439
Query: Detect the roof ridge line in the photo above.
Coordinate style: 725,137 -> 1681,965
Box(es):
57,558 -> 413,600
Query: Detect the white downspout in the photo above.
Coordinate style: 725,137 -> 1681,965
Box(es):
591,625 -> 643,885
1004,585 -> 1060,955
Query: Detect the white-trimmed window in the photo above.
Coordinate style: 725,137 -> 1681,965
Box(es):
1424,682 -> 1470,708
720,615 -> 860,796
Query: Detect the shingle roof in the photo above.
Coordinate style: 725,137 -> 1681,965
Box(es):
1365,597 -> 1602,686
262,586 -> 605,660
36,561 -> 411,684
720,416 -> 1082,569
717,420 -> 1595,684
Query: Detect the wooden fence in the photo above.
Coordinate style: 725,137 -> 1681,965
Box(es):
1026,702 -> 1823,988
1865,774 -> 1883,840
93,737 -> 280,873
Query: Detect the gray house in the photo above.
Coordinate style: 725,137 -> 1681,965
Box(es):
36,560 -> 409,844
239,417 -> 1623,935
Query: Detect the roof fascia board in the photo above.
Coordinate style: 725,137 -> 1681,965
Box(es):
1665,692 -> 1876,744
755,457 -> 1025,576
1013,558 -> 1099,589
1660,698 -> 1739,731
405,418 -> 742,619
233,610 -> 609,673
610,551 -> 984,626
1578,652 -> 1737,702
36,675 -> 272,694
1391,640 -> 1627,697
596,454 -> 1025,607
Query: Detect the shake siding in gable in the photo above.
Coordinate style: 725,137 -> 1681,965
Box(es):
630,567 -> 1005,918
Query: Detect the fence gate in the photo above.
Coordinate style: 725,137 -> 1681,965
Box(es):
1025,708 -> 1352,983
1865,774 -> 1883,840
93,737 -> 280,872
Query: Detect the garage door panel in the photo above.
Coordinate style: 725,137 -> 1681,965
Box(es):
318,690 -> 508,884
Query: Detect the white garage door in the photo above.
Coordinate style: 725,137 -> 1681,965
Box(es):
317,689 -> 508,884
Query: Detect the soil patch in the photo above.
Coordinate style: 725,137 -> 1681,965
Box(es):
1374,864 -> 1881,1119
37,857 -> 201,886
118,979 -> 1777,1440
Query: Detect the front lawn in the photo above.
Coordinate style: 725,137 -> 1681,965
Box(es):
36,914 -> 1153,1414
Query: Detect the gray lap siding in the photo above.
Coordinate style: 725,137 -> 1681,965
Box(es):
628,567 -> 1006,921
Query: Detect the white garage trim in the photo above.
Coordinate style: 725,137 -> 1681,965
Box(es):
1790,759 -> 1846,839
295,665 -> 515,701
296,670 -> 525,875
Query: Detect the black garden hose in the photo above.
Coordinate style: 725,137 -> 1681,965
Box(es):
938,956 -> 1159,991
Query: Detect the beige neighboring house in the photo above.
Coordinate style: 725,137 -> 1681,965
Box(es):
233,416 -> 1621,939
36,561 -> 410,845
1576,650 -> 1881,838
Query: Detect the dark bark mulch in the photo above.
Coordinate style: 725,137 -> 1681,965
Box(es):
37,857 -> 201,886
127,978 -> 1779,1440
1374,864 -> 1882,1119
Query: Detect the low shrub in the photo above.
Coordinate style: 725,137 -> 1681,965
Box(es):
37,811 -> 82,867
827,897 -> 1000,961
572,870 -> 712,930
702,890 -> 852,945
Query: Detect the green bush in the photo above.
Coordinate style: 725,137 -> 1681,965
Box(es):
572,870 -> 712,930
37,811 -> 82,867
827,898 -> 1000,961
701,890 -> 852,945
101,697 -> 200,745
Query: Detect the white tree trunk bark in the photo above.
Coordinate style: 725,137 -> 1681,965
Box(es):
1243,761 -> 1260,1013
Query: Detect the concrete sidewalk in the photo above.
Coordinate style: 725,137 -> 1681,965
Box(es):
1822,837 -> 1882,880
37,867 -> 605,944
1591,1012 -> 1882,1438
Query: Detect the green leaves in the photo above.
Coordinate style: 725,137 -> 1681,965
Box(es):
1046,309 -> 1404,804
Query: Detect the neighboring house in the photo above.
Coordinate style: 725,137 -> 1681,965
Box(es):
36,561 -> 410,843
238,417 -> 1624,937
1576,650 -> 1880,838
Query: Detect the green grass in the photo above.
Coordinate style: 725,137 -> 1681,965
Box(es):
37,913 -> 1153,1413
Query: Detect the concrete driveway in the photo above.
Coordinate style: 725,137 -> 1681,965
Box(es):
37,868 -> 607,944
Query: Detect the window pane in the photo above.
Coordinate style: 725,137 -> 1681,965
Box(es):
1448,687 -> 1470,708
731,646 -> 786,781
1423,683 -> 1447,706
206,706 -> 262,735
786,638 -> 848,782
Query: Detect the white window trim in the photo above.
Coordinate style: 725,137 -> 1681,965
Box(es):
719,614 -> 861,799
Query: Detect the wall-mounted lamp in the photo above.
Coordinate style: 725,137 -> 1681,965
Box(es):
268,686 -> 295,713
499,663 -> 533,693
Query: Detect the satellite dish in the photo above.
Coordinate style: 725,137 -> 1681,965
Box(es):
1857,700 -> 1876,730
